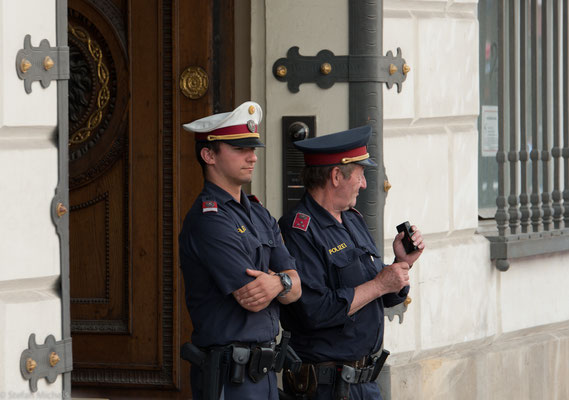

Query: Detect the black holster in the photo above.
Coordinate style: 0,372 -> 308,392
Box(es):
180,342 -> 225,400
202,347 -> 226,400
370,349 -> 390,382
276,331 -> 302,374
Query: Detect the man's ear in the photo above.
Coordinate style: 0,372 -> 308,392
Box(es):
330,166 -> 342,188
200,147 -> 216,165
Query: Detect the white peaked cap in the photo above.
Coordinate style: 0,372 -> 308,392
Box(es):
182,101 -> 264,148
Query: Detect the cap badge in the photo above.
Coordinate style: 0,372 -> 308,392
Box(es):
248,105 -> 255,115
292,212 -> 310,231
247,120 -> 256,133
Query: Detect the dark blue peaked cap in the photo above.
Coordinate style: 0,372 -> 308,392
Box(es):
293,125 -> 377,167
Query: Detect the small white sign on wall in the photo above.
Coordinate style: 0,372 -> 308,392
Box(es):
481,105 -> 499,157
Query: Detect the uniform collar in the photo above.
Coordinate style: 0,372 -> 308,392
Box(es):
303,191 -> 344,229
203,180 -> 251,213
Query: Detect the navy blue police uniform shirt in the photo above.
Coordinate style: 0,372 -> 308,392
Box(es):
278,192 -> 409,363
179,181 -> 296,348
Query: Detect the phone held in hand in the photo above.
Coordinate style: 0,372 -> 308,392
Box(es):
396,221 -> 417,254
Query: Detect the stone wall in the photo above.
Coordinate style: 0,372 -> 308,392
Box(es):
0,0 -> 63,397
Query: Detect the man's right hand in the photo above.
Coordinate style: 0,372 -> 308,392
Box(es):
233,269 -> 282,312
374,262 -> 410,295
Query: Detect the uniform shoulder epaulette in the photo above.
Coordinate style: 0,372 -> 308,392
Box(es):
202,199 -> 218,213
292,212 -> 311,231
349,207 -> 363,217
247,194 -> 263,206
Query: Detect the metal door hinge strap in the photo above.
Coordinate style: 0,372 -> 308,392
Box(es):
272,46 -> 409,93
20,334 -> 73,392
15,35 -> 70,94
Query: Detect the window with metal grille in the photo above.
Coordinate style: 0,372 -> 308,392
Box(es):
478,0 -> 569,271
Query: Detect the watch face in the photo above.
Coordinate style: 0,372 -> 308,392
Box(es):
282,273 -> 292,288
278,273 -> 292,296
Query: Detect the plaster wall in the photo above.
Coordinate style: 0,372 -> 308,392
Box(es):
0,0 -> 62,397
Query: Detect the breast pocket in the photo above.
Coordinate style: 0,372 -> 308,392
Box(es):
359,243 -> 382,277
242,229 -> 276,271
330,247 -> 368,288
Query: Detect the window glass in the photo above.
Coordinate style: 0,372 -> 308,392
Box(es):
478,0 -> 500,218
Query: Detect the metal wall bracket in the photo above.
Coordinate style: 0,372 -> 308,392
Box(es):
272,46 -> 409,93
20,334 -> 73,392
385,296 -> 412,324
15,35 -> 70,94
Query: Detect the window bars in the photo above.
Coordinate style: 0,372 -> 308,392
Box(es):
489,0 -> 569,270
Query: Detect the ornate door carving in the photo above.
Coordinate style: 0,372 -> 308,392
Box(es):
68,0 -> 234,397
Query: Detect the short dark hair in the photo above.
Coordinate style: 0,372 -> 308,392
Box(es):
302,163 -> 356,190
195,141 -> 221,177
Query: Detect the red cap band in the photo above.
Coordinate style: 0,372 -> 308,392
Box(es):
303,145 -> 368,166
195,124 -> 257,141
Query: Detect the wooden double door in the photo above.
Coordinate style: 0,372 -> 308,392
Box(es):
67,0 -> 234,398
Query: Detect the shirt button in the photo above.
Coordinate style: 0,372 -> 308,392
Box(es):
268,240 -> 273,245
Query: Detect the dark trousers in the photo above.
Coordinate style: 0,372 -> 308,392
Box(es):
191,365 -> 279,400
314,382 -> 383,400
283,379 -> 383,400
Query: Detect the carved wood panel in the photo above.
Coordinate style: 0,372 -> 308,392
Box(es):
68,0 -> 234,398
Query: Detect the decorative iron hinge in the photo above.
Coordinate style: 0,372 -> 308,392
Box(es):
15,35 -> 70,94
20,334 -> 73,392
272,46 -> 410,93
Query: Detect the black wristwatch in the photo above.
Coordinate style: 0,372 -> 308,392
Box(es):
276,272 -> 292,297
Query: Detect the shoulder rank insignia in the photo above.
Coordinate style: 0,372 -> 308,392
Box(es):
349,207 -> 362,217
247,194 -> 263,206
292,212 -> 310,231
202,201 -> 218,213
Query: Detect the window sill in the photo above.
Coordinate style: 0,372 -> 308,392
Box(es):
483,228 -> 569,271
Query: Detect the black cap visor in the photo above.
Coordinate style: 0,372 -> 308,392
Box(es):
197,137 -> 265,148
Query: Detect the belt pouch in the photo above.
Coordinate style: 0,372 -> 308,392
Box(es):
230,345 -> 250,384
334,365 -> 356,400
248,346 -> 274,383
284,363 -> 317,398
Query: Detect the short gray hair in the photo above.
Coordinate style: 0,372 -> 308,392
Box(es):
301,163 -> 357,190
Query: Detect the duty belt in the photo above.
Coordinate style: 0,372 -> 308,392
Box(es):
283,349 -> 390,400
180,331 -> 301,400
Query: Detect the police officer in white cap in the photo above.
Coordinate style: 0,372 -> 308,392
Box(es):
179,102 -> 301,400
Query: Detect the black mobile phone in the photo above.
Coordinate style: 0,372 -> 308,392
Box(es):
396,221 -> 417,254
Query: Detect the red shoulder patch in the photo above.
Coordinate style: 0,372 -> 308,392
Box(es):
202,201 -> 218,213
292,212 -> 310,231
247,194 -> 263,206
349,207 -> 362,217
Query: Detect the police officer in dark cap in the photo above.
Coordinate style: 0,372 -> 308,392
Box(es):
179,101 -> 301,400
278,125 -> 425,400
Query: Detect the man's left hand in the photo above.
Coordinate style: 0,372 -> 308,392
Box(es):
393,225 -> 425,266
